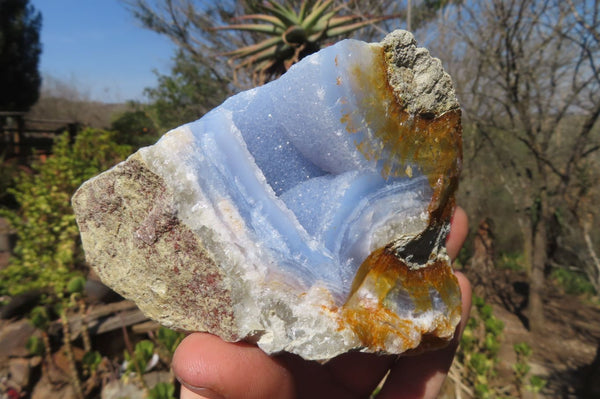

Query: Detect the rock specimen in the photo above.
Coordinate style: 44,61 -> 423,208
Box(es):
72,30 -> 463,361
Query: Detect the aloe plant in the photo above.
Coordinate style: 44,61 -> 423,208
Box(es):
216,0 -> 392,84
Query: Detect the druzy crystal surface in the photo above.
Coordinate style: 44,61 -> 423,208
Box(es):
72,30 -> 463,361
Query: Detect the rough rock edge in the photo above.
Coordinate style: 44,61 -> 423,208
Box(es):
382,30 -> 459,116
72,153 -> 238,340
71,33 -> 462,360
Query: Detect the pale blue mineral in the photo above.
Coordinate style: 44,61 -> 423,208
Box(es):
73,30 -> 463,361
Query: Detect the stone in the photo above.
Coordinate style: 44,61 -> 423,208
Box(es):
31,375 -> 77,399
101,372 -> 171,399
8,357 -> 32,389
101,379 -> 145,399
72,30 -> 463,361
0,319 -> 37,360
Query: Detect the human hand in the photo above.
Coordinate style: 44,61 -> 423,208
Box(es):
173,207 -> 471,399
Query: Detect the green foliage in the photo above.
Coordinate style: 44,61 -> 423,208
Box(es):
156,326 -> 185,357
527,375 -> 547,394
124,340 -> 155,376
145,51 -> 229,131
452,0 -> 600,315
122,338 -> 164,393
26,335 -> 44,356
513,342 -> 532,358
513,341 -> 547,396
121,327 -> 183,395
0,0 -> 42,111
497,252 -> 526,271
82,350 -> 102,374
454,245 -> 471,270
474,383 -> 492,399
513,361 -> 531,381
110,107 -> 159,148
458,296 -> 504,398
370,384 -> 382,397
483,330 -> 501,355
148,382 -> 176,399
0,128 -> 132,299
551,267 -> 596,296
484,316 -> 505,339
478,302 -> 493,319
66,276 -> 86,294
469,352 -> 492,376
0,154 -> 19,208
217,0 -> 393,84
509,341 -> 548,396
29,306 -> 50,330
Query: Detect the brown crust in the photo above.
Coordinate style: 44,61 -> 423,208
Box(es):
343,247 -> 461,351
339,43 -> 463,351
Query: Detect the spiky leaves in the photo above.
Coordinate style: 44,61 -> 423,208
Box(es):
216,0 -> 392,85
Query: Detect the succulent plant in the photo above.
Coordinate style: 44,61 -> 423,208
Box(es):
216,0 -> 391,84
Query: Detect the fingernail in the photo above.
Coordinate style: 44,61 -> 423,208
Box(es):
177,377 -> 225,399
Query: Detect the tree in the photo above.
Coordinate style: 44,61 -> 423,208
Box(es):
0,0 -> 42,111
562,0 -> 600,296
444,0 -> 600,332
125,0 -> 238,87
144,50 -> 229,130
125,0 -> 458,88
110,106 -> 159,148
213,0 -> 396,84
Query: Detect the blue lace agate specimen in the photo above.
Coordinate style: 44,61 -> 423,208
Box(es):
72,30 -> 463,361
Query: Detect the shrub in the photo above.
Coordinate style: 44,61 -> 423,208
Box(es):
123,328 -> 183,397
457,297 -> 548,398
458,296 -> 504,398
0,128 -> 131,298
110,108 -> 159,148
497,252 -> 526,271
0,153 -> 19,208
551,267 -> 596,296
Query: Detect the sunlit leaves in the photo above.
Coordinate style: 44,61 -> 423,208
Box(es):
0,129 -> 132,297
215,0 -> 392,84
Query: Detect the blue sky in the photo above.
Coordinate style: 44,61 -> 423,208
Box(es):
31,0 -> 177,103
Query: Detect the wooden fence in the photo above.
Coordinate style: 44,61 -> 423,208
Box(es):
0,111 -> 80,161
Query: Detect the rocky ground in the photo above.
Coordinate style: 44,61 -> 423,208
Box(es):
456,267 -> 600,398
0,298 -> 175,399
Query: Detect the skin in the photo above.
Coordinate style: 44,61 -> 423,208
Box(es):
173,207 -> 471,399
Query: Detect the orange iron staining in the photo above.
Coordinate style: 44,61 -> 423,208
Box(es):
343,246 -> 461,353
338,34 -> 463,353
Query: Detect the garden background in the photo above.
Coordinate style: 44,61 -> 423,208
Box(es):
1,1 -> 599,398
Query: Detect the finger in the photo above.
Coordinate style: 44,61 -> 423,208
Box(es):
172,333 -> 294,399
377,272 -> 472,399
318,207 -> 468,396
324,352 -> 396,396
275,352 -> 375,398
321,206 -> 468,396
446,206 -> 468,261
180,385 -> 216,399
